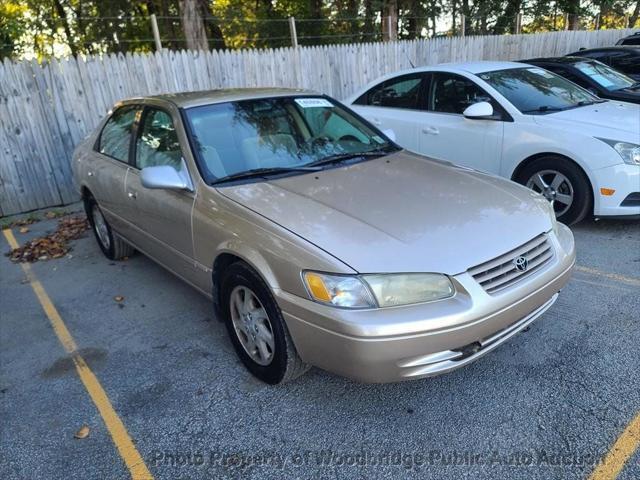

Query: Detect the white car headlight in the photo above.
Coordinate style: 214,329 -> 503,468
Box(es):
598,138 -> 640,165
303,271 -> 455,308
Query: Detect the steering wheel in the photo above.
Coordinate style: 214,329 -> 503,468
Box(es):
337,134 -> 360,142
309,135 -> 332,147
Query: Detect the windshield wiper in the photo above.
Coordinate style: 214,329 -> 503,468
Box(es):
306,149 -> 391,168
576,99 -> 606,106
522,100 -> 604,114
521,105 -> 567,114
211,166 -> 321,185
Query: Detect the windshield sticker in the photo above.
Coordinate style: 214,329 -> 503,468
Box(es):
372,135 -> 385,144
295,98 -> 333,108
528,68 -> 554,78
575,64 -> 616,87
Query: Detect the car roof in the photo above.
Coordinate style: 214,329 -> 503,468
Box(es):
368,61 -> 526,80
120,87 -> 318,109
522,56 -> 591,65
435,60 -> 526,74
570,46 -> 640,54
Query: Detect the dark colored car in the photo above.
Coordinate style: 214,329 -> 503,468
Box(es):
566,47 -> 640,81
616,31 -> 640,46
522,57 -> 640,104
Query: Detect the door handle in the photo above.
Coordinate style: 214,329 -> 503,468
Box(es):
422,126 -> 439,135
371,118 -> 382,126
127,192 -> 137,199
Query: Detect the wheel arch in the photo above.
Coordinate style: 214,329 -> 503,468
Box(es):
510,152 -> 595,191
510,152 -> 596,221
211,249 -> 278,321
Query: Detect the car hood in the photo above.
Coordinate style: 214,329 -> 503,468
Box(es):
217,151 -> 552,275
534,100 -> 640,140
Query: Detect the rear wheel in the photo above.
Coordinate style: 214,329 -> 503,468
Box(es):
515,156 -> 592,225
85,196 -> 135,260
220,262 -> 309,384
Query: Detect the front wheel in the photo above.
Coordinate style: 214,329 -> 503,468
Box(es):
515,157 -> 592,225
220,262 -> 309,384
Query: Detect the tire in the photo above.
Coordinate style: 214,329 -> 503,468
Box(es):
220,262 -> 310,384
84,196 -> 135,261
515,156 -> 592,225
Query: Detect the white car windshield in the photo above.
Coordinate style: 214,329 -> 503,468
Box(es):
573,61 -> 636,91
184,96 -> 397,184
479,67 -> 601,114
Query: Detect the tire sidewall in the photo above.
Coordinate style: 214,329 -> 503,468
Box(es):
85,198 -> 116,259
517,157 -> 592,225
221,263 -> 289,384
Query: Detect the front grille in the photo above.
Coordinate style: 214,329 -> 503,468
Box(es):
468,234 -> 554,294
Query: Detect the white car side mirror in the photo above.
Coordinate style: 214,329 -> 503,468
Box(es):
463,101 -> 494,119
383,129 -> 397,142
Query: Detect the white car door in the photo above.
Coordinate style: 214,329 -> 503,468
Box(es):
349,72 -> 428,152
416,72 -> 506,174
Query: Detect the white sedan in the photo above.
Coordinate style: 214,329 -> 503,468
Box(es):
346,61 -> 640,224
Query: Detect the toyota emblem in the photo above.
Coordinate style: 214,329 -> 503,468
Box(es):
514,256 -> 528,272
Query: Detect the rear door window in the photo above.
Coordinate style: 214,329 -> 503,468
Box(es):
98,106 -> 139,162
353,73 -> 428,110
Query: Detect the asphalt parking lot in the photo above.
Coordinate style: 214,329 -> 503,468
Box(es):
1,209 -> 638,480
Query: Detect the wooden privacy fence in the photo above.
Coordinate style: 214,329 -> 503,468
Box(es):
0,28 -> 634,216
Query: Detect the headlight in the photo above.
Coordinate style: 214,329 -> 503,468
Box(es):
363,273 -> 455,307
302,271 -> 376,308
598,138 -> 640,165
545,200 -> 560,233
302,271 -> 455,308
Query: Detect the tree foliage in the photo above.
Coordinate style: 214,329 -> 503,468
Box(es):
0,0 -> 637,60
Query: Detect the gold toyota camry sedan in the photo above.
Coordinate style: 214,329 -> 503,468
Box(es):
72,88 -> 575,384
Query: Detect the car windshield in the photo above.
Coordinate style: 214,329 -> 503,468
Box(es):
184,96 -> 397,184
479,67 -> 600,114
573,61 -> 636,91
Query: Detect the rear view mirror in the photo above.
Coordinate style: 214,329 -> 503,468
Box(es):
383,129 -> 397,142
463,101 -> 494,119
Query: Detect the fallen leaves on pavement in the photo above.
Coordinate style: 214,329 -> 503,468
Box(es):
6,216 -> 89,263
114,295 -> 124,303
74,425 -> 90,439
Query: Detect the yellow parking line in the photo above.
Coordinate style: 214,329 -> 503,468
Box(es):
589,412 -> 640,480
575,265 -> 640,287
3,228 -> 153,480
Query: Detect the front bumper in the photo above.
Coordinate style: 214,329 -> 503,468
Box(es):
276,225 -> 576,383
592,163 -> 640,217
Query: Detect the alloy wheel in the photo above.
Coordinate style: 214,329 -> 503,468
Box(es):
91,205 -> 111,250
526,169 -> 574,217
229,286 -> 275,366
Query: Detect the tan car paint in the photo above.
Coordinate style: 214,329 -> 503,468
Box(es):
73,90 -> 576,383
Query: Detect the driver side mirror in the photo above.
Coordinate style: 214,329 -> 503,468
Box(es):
140,158 -> 194,192
463,101 -> 495,120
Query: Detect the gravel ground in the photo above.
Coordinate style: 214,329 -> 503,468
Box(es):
1,210 -> 638,480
